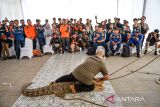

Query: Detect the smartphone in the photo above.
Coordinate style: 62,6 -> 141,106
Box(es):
95,16 -> 97,19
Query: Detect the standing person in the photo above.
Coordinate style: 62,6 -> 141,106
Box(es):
20,19 -> 26,38
9,20 -> 14,38
122,21 -> 131,43
132,18 -> 141,33
24,19 -> 37,49
140,16 -> 149,47
43,19 -> 52,38
55,47 -> 109,93
0,21 -> 10,60
116,18 -> 123,33
106,19 -> 111,31
144,29 -> 159,55
35,19 -> 45,52
12,20 -> 25,59
57,18 -> 62,28
60,19 -> 70,53
52,17 -> 58,28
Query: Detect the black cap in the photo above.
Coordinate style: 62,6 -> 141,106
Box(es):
114,28 -> 120,31
133,18 -> 138,21
135,29 -> 141,33
126,30 -> 131,34
36,19 -> 40,22
154,29 -> 159,33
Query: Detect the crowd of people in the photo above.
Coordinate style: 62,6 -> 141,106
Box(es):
0,16 -> 159,60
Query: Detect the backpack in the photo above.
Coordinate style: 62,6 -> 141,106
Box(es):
33,49 -> 42,57
86,47 -> 95,55
121,45 -> 130,57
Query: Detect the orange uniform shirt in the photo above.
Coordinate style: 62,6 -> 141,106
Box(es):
60,24 -> 69,38
24,25 -> 36,40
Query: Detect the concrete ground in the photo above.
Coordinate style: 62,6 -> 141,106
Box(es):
0,55 -> 50,107
0,51 -> 160,107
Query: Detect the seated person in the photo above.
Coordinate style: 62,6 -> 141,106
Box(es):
109,28 -> 122,56
70,33 -> 79,52
93,26 -> 109,57
144,29 -> 159,55
50,33 -> 62,53
55,47 -> 109,93
106,28 -> 113,43
78,31 -> 90,50
127,29 -> 143,57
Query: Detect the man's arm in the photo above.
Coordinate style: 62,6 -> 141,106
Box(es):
95,61 -> 109,81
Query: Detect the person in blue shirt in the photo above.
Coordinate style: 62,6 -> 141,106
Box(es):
12,20 -> 25,59
127,29 -> 143,57
35,19 -> 45,52
93,26 -> 109,57
106,28 -> 113,43
110,28 -> 122,56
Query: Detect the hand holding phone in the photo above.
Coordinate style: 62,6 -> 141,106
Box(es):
95,16 -> 97,19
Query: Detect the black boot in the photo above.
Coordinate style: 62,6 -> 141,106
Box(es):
154,51 -> 158,55
144,50 -> 147,54
105,53 -> 110,57
137,51 -> 140,57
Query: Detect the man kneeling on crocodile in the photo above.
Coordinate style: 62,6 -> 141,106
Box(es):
55,46 -> 109,94
21,46 -> 109,97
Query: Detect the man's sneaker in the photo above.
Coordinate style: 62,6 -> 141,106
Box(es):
144,50 -> 147,54
114,51 -> 118,56
154,51 -> 158,55
156,78 -> 160,84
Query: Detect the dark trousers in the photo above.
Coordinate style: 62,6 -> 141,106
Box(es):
55,73 -> 95,92
15,40 -> 25,58
110,42 -> 121,53
62,38 -> 70,51
38,38 -> 45,52
33,38 -> 37,50
93,42 -> 109,54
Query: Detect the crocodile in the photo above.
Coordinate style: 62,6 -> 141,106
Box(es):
21,81 -> 104,98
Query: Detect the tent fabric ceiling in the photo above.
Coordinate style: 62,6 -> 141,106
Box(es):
0,0 -> 159,31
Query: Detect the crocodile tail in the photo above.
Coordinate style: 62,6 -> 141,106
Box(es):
21,82 -> 33,93
21,82 -> 52,97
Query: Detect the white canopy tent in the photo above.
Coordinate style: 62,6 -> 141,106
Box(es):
0,0 -> 160,31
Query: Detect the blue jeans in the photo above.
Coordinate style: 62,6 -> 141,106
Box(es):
15,40 -> 25,58
110,42 -> 121,53
62,38 -> 70,51
93,42 -> 109,54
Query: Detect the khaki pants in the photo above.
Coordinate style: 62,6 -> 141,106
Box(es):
145,41 -> 158,51
2,42 -> 9,59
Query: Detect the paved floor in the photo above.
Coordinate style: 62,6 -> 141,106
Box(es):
0,55 -> 51,107
0,51 -> 160,107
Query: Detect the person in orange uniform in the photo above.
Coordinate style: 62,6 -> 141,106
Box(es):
60,19 -> 70,52
24,19 -> 37,49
